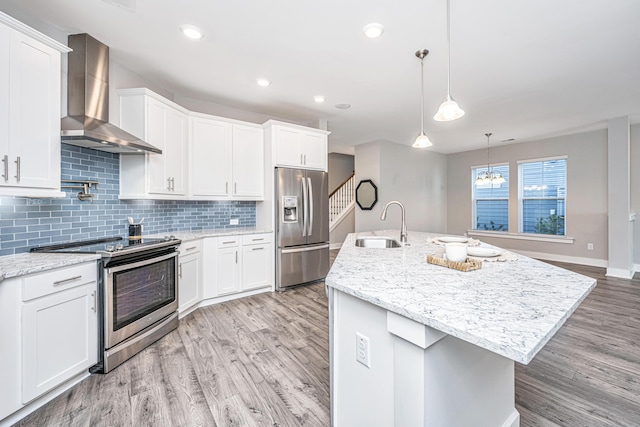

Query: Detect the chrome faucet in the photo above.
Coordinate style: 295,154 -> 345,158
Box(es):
380,201 -> 407,243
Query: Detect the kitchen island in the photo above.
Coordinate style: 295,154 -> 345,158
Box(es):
325,230 -> 596,427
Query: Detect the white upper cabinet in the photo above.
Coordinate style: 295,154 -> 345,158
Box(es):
0,12 -> 69,197
118,88 -> 188,199
232,125 -> 263,198
267,121 -> 329,171
190,113 -> 263,200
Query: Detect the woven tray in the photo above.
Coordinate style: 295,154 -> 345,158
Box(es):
427,254 -> 482,272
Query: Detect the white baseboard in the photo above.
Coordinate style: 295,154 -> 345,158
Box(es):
606,267 -> 634,279
330,242 -> 343,250
513,249 -> 608,268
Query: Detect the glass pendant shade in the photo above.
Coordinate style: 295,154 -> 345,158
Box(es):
434,0 -> 464,122
413,133 -> 433,148
434,95 -> 465,121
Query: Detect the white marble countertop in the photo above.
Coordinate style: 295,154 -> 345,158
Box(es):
147,227 -> 272,243
0,253 -> 101,282
325,230 -> 596,364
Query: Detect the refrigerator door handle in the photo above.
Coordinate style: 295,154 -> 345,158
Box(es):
301,177 -> 307,237
307,177 -> 313,237
281,243 -> 330,254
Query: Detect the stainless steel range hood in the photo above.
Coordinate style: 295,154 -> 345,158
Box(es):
61,34 -> 161,154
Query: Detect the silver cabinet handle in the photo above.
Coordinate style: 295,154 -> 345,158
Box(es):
167,177 -> 171,190
185,246 -> 197,251
235,250 -> 238,263
1,155 -> 8,182
252,247 -> 265,251
178,263 -> 182,278
171,177 -> 175,191
234,182 -> 237,194
53,275 -> 82,286
226,182 -> 229,194
304,154 -> 306,165
91,290 -> 96,313
14,156 -> 20,182
300,153 -> 303,164
222,240 -> 235,244
252,238 -> 264,241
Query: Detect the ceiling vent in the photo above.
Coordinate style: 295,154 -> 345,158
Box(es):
102,0 -> 136,13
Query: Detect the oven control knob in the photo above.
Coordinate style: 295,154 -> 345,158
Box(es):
170,235 -> 175,240
115,243 -> 124,251
164,235 -> 170,241
105,245 -> 115,252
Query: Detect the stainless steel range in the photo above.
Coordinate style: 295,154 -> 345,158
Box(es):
32,236 -> 181,373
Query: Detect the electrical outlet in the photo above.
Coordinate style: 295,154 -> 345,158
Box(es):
230,218 -> 239,225
356,332 -> 370,368
587,243 -> 594,251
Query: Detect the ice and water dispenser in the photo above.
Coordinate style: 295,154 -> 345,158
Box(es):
282,196 -> 298,223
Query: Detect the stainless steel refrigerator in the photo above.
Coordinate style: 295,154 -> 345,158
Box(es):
275,167 -> 330,290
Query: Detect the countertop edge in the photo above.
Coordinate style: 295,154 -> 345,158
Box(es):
0,253 -> 101,282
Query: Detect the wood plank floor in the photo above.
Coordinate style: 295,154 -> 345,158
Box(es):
14,255 -> 640,426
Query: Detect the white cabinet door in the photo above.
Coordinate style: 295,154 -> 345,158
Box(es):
146,99 -> 187,196
118,89 -> 187,199
190,117 -> 231,197
217,244 -> 240,296
179,253 -> 200,314
0,23 -> 61,194
22,282 -> 98,403
242,243 -> 270,291
274,126 -> 303,167
0,277 -> 21,420
302,132 -> 327,171
146,98 -> 168,194
217,247 -> 240,295
232,125 -> 263,198
165,106 -> 187,195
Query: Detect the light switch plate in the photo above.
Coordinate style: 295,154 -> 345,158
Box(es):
230,218 -> 239,225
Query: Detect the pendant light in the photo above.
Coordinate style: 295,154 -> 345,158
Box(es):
475,133 -> 505,185
434,0 -> 465,121
413,49 -> 433,148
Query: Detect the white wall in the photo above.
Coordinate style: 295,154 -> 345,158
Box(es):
630,124 -> 640,266
354,141 -> 447,235
447,129 -> 609,264
328,153 -> 354,194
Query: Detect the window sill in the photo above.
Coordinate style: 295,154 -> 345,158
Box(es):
467,230 -> 575,244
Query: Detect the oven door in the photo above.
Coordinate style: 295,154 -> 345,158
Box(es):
104,251 -> 178,349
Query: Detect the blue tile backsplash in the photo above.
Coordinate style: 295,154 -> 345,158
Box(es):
0,144 -> 256,255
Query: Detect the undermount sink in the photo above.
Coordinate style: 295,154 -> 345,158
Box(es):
355,237 -> 402,248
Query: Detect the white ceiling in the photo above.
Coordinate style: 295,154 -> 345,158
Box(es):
2,0 -> 640,154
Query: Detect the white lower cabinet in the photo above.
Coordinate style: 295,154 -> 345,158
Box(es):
201,232 -> 273,300
216,237 -> 241,296
0,261 -> 98,423
242,234 -> 271,291
178,241 -> 202,314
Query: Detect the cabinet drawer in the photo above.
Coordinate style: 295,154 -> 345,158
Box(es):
218,236 -> 240,248
22,262 -> 97,302
179,240 -> 202,256
242,233 -> 273,246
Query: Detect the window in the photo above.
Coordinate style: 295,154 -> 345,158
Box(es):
518,158 -> 566,236
472,164 -> 509,232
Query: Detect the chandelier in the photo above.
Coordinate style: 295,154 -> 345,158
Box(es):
475,133 -> 505,185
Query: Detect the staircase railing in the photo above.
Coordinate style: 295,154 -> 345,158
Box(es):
329,173 -> 355,228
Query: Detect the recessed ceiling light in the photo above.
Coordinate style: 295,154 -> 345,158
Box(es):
314,95 -> 326,103
256,78 -> 271,87
363,23 -> 384,39
180,25 -> 203,39
335,103 -> 351,110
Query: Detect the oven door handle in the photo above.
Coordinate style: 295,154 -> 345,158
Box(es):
105,251 -> 178,274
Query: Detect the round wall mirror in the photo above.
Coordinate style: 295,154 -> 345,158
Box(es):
355,179 -> 378,210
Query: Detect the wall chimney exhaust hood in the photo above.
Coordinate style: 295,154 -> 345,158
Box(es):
61,34 -> 161,154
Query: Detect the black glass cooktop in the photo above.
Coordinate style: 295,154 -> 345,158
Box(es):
31,236 -> 179,256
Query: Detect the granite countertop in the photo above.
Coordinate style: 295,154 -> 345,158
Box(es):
0,253 -> 101,282
147,228 -> 272,242
0,229 -> 272,282
325,230 -> 597,364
